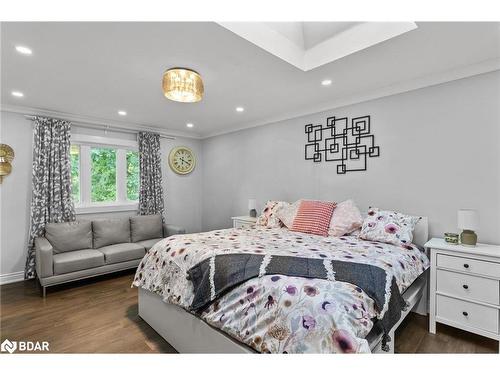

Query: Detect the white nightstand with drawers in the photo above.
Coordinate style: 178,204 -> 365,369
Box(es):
426,238 -> 500,344
231,216 -> 257,229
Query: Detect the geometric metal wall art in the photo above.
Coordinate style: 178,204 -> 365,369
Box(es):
304,115 -> 380,174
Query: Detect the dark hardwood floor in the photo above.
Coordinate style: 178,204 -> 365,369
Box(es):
1,271 -> 498,353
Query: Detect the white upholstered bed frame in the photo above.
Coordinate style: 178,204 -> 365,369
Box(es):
138,217 -> 429,354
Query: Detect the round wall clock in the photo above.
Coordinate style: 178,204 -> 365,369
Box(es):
168,146 -> 196,175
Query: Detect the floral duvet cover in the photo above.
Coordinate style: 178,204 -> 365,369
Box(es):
133,226 -> 429,353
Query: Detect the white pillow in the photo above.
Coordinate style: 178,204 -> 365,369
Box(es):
328,199 -> 363,237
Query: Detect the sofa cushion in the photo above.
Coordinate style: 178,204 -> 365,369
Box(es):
135,238 -> 163,252
45,221 -> 93,253
92,218 -> 131,248
98,243 -> 146,264
130,215 -> 163,242
53,249 -> 104,274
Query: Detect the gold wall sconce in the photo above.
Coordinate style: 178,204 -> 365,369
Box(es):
0,144 -> 15,183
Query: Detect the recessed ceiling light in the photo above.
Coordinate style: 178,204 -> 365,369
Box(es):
15,46 -> 32,55
321,79 -> 332,86
11,91 -> 24,97
186,123 -> 194,128
118,110 -> 127,116
235,107 -> 245,112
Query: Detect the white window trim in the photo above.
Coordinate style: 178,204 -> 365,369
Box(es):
75,202 -> 139,215
72,134 -> 138,150
71,134 -> 139,214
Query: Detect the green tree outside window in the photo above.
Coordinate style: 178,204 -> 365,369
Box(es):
70,145 -> 139,205
91,148 -> 116,202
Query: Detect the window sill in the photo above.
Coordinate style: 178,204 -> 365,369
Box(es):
75,202 -> 139,215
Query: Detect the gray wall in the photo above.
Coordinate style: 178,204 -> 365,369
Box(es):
0,111 -> 33,277
0,111 -> 202,277
202,71 -> 500,244
1,71 -> 499,279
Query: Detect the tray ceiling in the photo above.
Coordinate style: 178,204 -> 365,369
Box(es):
218,22 -> 418,71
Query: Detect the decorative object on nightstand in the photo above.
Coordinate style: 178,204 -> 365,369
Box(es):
444,232 -> 459,244
231,216 -> 257,229
458,209 -> 479,246
248,199 -> 257,218
426,238 -> 500,346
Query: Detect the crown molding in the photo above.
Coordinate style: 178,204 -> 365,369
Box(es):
202,58 -> 500,139
0,104 -> 203,140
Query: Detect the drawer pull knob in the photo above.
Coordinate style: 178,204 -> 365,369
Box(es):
462,311 -> 468,317
462,284 -> 469,289
463,264 -> 469,269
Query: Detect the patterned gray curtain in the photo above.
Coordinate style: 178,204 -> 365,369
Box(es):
25,116 -> 76,279
138,131 -> 164,216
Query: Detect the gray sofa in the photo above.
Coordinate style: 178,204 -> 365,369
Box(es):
35,214 -> 185,297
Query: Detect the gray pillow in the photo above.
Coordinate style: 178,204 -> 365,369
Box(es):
92,218 -> 131,248
130,215 -> 163,242
45,221 -> 92,253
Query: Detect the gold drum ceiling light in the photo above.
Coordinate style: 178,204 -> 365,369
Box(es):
162,68 -> 204,103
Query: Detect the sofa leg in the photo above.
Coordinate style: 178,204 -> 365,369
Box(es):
42,286 -> 46,298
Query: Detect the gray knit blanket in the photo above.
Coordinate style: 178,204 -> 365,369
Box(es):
187,254 -> 406,336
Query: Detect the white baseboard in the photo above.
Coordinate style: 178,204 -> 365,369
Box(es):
0,271 -> 25,285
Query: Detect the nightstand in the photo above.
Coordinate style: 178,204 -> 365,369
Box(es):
231,216 -> 257,229
425,238 -> 500,345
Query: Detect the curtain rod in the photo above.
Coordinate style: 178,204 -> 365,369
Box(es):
24,115 -> 176,140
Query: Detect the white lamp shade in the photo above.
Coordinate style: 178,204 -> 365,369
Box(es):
458,209 -> 479,231
248,199 -> 256,210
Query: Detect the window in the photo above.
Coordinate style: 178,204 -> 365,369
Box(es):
91,147 -> 117,202
70,144 -> 80,204
70,135 -> 139,213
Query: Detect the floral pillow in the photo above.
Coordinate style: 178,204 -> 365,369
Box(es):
359,207 -> 421,246
275,200 -> 301,228
256,200 -> 289,228
328,199 -> 363,237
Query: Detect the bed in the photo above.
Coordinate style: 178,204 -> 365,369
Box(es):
134,217 -> 429,354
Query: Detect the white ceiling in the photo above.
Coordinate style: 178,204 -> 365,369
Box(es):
1,22 -> 499,138
220,22 -> 418,70
263,22 -> 361,50
301,22 -> 361,49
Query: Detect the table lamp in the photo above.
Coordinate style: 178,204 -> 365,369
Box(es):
248,199 -> 257,218
458,209 -> 479,246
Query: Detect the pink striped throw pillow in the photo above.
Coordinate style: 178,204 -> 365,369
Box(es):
291,200 -> 336,236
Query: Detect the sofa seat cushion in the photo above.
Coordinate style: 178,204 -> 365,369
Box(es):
130,215 -> 163,242
46,221 -> 93,253
135,238 -> 163,252
53,249 -> 104,275
93,218 -> 131,248
98,243 -> 146,264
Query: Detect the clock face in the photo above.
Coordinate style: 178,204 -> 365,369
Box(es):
168,146 -> 196,175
